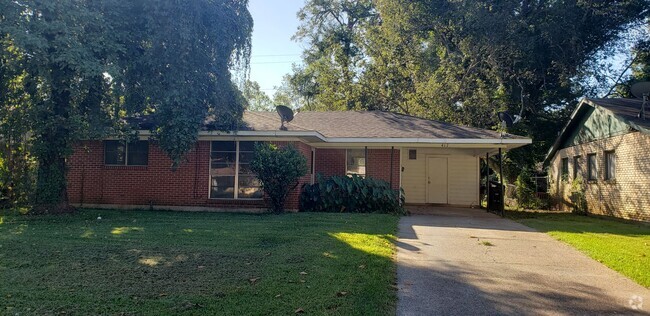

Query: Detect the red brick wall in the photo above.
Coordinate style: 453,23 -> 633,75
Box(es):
314,148 -> 401,190
367,149 -> 401,190
67,141 -> 401,212
314,149 -> 346,178
68,141 -> 279,210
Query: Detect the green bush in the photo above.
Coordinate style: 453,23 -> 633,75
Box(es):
250,143 -> 308,214
569,177 -> 588,215
300,174 -> 405,214
514,168 -> 549,210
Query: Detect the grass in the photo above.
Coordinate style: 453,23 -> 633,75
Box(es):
508,211 -> 650,288
0,210 -> 399,315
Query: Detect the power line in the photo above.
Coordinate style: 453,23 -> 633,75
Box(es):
252,53 -> 301,57
251,61 -> 301,65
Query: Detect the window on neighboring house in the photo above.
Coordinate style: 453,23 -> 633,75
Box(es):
409,149 -> 417,160
210,141 -> 262,199
561,158 -> 569,181
346,149 -> 366,177
104,140 -> 149,166
587,153 -> 597,181
605,151 -> 616,180
573,156 -> 581,179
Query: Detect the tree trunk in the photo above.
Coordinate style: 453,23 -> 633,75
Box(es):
32,64 -> 74,214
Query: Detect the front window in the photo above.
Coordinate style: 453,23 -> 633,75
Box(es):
561,158 -> 569,181
210,141 -> 262,199
605,151 -> 616,180
346,149 -> 366,177
587,154 -> 597,181
573,156 -> 581,179
104,140 -> 148,166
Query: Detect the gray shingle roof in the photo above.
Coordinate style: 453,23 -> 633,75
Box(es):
242,110 -> 523,139
585,98 -> 650,131
128,110 -> 527,140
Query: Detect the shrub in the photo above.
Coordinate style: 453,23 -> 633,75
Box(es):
514,168 -> 550,210
569,177 -> 588,215
250,143 -> 308,214
300,174 -> 405,215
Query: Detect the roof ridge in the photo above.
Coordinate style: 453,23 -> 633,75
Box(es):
246,110 -> 313,131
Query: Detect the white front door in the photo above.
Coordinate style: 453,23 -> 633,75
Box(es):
427,157 -> 448,204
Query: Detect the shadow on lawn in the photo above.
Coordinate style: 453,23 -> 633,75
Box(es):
505,210 -> 650,237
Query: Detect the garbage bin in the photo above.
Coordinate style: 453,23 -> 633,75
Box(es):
488,181 -> 503,213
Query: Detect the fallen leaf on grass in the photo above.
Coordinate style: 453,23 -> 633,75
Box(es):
299,271 -> 308,275
275,294 -> 282,298
358,265 -> 365,269
336,291 -> 348,297
159,293 -> 168,297
295,308 -> 304,313
249,277 -> 260,284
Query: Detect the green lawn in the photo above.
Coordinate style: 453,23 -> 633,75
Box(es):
0,210 -> 399,315
509,211 -> 650,288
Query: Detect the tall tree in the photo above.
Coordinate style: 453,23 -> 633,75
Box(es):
0,0 -> 253,212
242,80 -> 273,111
294,0 -> 378,110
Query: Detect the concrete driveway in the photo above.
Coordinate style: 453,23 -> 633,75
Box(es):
397,207 -> 650,315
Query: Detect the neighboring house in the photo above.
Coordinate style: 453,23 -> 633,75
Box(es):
545,98 -> 650,221
67,111 -> 531,211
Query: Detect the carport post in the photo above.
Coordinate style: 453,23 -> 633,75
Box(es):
485,152 -> 490,212
499,148 -> 504,216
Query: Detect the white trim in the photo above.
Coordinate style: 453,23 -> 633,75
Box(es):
323,137 -> 531,144
134,130 -> 531,147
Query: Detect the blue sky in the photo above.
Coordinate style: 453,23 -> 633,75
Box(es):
248,0 -> 305,98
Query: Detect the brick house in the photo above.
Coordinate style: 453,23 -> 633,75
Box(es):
545,98 -> 650,221
67,111 -> 531,212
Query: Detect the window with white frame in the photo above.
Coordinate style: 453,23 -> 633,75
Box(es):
210,141 -> 262,199
605,151 -> 616,180
346,149 -> 366,177
104,140 -> 149,166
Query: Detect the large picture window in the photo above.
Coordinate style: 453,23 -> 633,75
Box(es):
346,149 -> 366,177
210,141 -> 262,199
104,140 -> 148,166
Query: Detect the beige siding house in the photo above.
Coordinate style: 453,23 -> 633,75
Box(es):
545,98 -> 650,222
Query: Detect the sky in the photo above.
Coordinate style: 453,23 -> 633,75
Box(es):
248,0 -> 306,98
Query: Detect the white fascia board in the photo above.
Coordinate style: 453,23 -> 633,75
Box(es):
136,130 -> 531,147
322,137 -> 532,145
199,130 -> 326,139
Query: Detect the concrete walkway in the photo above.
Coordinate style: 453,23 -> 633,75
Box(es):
397,207 -> 650,315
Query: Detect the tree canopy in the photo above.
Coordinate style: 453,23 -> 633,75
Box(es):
0,0 -> 253,211
287,0 -> 650,179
